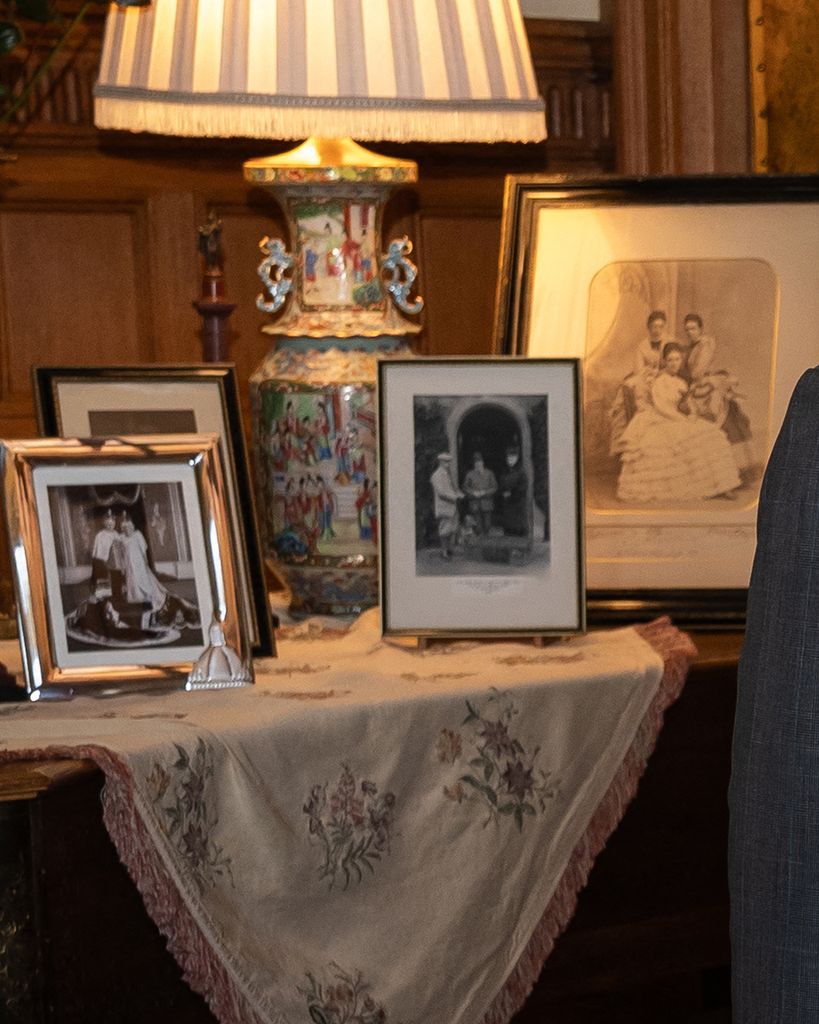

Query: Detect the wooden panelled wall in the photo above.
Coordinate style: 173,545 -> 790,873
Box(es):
0,15 -> 613,445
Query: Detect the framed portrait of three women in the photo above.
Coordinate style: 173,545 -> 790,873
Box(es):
494,174 -> 819,626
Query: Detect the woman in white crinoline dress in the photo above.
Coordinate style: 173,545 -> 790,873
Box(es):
615,343 -> 741,504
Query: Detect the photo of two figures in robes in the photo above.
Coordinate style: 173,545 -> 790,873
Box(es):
50,482 -> 202,651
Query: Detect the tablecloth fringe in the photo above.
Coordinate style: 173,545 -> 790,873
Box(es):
0,740 -> 267,1024
478,618 -> 697,1024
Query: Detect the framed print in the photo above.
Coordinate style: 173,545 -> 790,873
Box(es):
378,358 -> 584,638
1,436 -> 251,697
34,364 -> 274,655
494,174 -> 819,627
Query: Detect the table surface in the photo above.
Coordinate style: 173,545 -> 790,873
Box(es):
0,629 -> 739,802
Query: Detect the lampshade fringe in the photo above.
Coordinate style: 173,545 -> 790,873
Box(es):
94,96 -> 546,144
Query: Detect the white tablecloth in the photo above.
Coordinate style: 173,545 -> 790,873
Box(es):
0,612 -> 695,1024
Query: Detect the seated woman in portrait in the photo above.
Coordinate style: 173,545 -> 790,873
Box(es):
112,512 -> 200,629
614,343 -> 741,504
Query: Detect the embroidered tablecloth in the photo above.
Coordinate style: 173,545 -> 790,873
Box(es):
0,613 -> 695,1024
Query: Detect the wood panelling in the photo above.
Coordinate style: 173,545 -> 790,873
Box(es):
418,214 -> 504,356
613,0 -> 752,175
0,11 -> 614,437
1,207 -> 144,388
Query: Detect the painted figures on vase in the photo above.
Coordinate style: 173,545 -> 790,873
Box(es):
294,199 -> 382,311
258,386 -> 378,566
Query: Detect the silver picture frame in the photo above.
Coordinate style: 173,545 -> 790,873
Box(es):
33,363 -> 275,655
1,435 -> 251,697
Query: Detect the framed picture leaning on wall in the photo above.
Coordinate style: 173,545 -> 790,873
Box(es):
1,435 -> 251,697
378,357 -> 584,638
34,364 -> 275,655
494,175 -> 819,627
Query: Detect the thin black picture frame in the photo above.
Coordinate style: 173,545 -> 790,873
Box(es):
378,356 -> 585,639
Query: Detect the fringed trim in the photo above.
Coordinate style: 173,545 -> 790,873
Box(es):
478,618 -> 697,1024
93,95 -> 547,143
0,742 -> 266,1024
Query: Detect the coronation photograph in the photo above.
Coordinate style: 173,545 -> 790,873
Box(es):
379,358 -> 583,638
34,460 -> 213,671
1,436 -> 249,695
48,480 -> 204,655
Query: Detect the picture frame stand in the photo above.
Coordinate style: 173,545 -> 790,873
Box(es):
415,633 -> 559,652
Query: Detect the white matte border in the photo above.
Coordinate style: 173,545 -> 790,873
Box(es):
34,461 -> 212,668
380,358 -> 583,635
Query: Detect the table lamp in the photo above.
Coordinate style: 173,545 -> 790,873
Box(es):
94,0 -> 546,616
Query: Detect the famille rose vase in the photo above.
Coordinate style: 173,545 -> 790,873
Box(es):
245,138 -> 422,616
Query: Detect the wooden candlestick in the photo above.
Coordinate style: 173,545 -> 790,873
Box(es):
193,213 -> 236,363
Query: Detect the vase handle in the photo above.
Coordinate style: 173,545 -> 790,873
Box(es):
382,236 -> 424,316
256,236 -> 294,314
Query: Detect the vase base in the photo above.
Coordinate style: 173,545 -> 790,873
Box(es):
284,563 -> 378,618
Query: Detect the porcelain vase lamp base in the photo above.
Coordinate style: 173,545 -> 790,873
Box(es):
245,138 -> 422,617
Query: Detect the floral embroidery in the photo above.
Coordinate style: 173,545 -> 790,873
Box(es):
299,962 -> 388,1024
439,690 -> 559,831
303,765 -> 396,890
258,688 -> 351,701
493,651 -> 584,667
268,663 -> 332,677
147,738 -> 234,892
400,672 -> 477,684
436,728 -> 462,764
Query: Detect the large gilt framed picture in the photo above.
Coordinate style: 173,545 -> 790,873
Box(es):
378,358 -> 584,638
494,175 -> 819,626
34,364 -> 274,655
1,436 -> 250,697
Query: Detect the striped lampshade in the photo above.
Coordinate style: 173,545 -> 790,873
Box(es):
93,0 -> 546,143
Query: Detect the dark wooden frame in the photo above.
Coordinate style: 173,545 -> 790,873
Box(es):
34,364 -> 275,656
493,174 -> 819,628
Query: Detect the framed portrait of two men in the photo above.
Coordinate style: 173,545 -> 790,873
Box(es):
494,174 -> 819,627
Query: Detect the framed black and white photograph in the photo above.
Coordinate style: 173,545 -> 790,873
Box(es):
34,364 -> 274,655
378,358 -> 584,638
494,175 -> 819,626
1,436 -> 250,696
